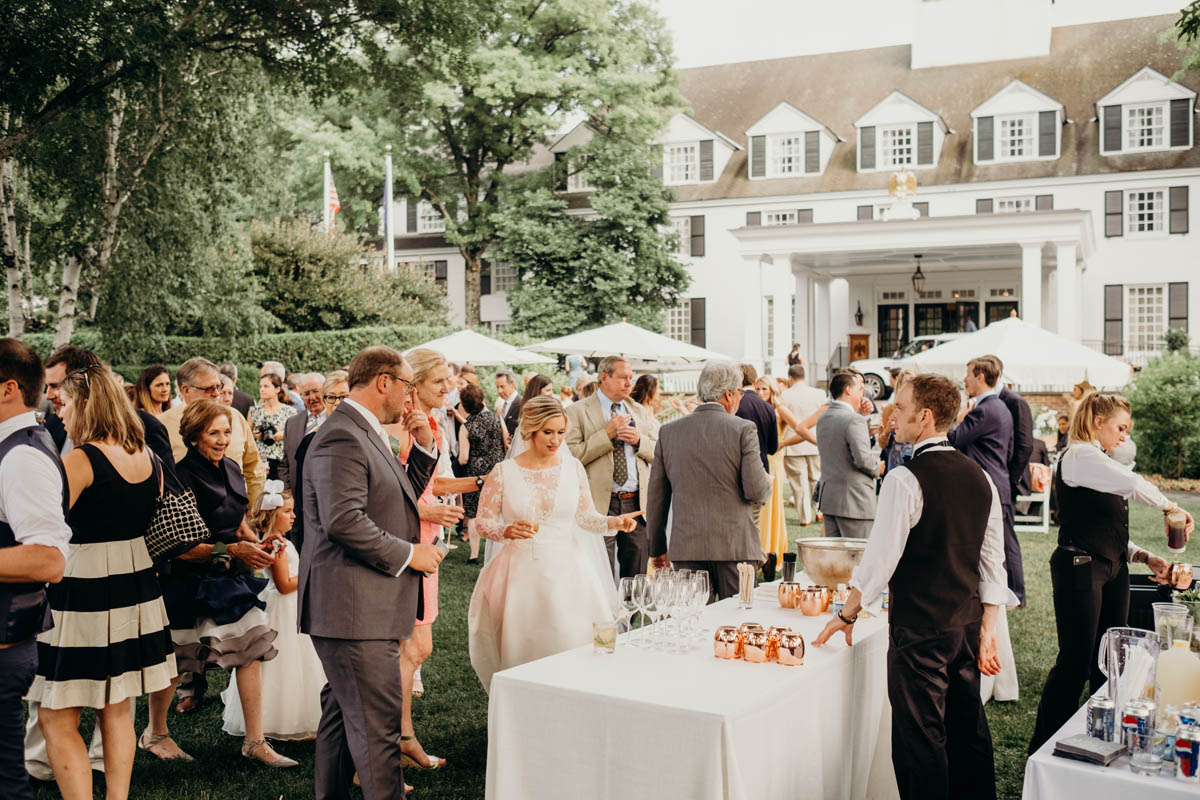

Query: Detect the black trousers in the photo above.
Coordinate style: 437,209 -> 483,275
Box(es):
604,494 -> 647,579
888,620 -> 996,800
0,640 -> 37,800
1027,547 -> 1129,753
1002,501 -> 1026,605
670,561 -> 745,603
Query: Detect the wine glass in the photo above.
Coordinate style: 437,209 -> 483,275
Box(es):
631,574 -> 651,647
690,572 -> 710,643
617,577 -> 638,637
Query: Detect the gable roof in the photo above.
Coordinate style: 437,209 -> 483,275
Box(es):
854,90 -> 950,133
658,112 -> 742,151
671,14 -> 1200,201
1095,65 -> 1197,115
746,100 -> 844,142
971,79 -> 1064,119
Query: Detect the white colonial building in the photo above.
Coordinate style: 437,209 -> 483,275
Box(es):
386,5 -> 1199,385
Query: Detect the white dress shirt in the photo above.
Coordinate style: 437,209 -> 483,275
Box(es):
1060,440 -> 1171,562
0,411 -> 72,559
597,390 -> 639,494
849,436 -> 1016,612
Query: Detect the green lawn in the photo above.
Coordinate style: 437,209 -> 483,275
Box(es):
32,493 -> 1200,800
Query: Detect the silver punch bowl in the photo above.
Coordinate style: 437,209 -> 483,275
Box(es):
795,538 -> 868,588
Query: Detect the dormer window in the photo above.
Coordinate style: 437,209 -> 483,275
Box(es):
1098,67 -> 1195,157
1125,103 -> 1165,151
998,115 -> 1033,158
746,102 -> 841,179
417,201 -> 445,233
665,143 -> 699,185
880,125 -> 915,167
855,91 -> 946,173
771,134 -> 803,175
972,81 -> 1062,164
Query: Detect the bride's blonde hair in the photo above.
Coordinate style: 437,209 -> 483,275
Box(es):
519,395 -> 567,440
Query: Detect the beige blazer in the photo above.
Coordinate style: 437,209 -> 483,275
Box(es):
565,392 -> 657,514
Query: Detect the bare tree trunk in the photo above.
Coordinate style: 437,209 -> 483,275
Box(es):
463,249 -> 483,327
87,291 -> 99,322
53,254 -> 83,348
0,109 -> 23,337
21,170 -> 32,327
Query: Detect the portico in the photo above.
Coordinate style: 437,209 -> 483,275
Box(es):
731,210 -> 1095,379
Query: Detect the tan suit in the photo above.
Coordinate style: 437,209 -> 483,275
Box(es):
565,392 -> 656,577
780,381 -> 827,524
158,402 -> 266,505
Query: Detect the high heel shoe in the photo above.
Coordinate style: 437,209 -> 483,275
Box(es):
241,738 -> 298,769
399,735 -> 446,770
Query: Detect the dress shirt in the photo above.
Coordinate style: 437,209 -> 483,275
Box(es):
1060,440 -> 1172,561
305,409 -> 326,434
973,385 -> 1001,404
598,389 -> 639,493
849,436 -> 1015,611
501,392 -> 517,418
0,411 -> 71,559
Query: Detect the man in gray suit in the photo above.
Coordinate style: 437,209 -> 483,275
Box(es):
280,373 -> 325,554
647,361 -> 772,601
299,346 -> 445,800
815,369 -> 878,538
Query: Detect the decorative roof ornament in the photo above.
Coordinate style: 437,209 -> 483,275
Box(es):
883,166 -> 919,221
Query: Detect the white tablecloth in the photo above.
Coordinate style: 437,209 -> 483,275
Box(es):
1023,692 -> 1192,799
486,579 -> 900,800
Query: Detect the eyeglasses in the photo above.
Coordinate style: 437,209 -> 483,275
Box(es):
323,393 -> 349,405
381,372 -> 415,394
187,381 -> 222,397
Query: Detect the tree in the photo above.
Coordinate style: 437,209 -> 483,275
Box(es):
367,0 -> 682,326
1128,352 -> 1200,479
1177,2 -> 1200,77
250,218 -> 447,331
491,139 -> 689,338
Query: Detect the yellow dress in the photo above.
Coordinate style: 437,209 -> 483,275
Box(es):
759,420 -> 789,565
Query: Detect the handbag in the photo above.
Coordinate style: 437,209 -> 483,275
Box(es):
143,454 -> 212,562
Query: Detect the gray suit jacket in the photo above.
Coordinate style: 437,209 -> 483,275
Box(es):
277,411 -> 309,491
647,403 -> 772,562
814,402 -> 877,519
298,402 -> 436,641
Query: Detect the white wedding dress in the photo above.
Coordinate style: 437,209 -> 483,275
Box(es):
468,454 -> 617,693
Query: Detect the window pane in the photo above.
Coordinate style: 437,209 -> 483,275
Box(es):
663,301 -> 691,342
771,135 -> 802,175
417,202 -> 445,233
670,217 -> 691,256
1126,284 -> 1165,354
764,210 -> 797,226
998,115 -> 1033,159
666,144 -> 698,183
881,126 -> 913,167
1126,190 -> 1164,233
492,262 -> 518,293
1126,105 -> 1165,150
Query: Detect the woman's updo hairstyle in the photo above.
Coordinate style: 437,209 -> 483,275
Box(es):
519,395 -> 567,441
406,348 -> 447,384
1068,391 -> 1131,445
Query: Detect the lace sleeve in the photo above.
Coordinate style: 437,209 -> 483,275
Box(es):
573,458 -> 610,535
475,463 -> 508,541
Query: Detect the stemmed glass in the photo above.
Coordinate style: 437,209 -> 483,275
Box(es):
689,572 -> 710,644
617,577 -> 638,638
631,574 -> 652,648
670,578 -> 696,652
647,573 -> 670,650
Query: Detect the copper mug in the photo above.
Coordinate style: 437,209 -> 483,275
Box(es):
797,586 -> 830,616
777,582 -> 802,609
713,626 -> 740,659
1168,562 -> 1194,590
777,631 -> 806,666
743,629 -> 770,663
766,626 -> 791,661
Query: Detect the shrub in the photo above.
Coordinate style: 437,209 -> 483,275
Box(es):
1128,352 -> 1200,478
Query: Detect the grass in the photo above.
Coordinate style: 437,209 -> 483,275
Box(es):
32,493 -> 1200,800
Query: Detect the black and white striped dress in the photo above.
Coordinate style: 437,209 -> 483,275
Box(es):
26,444 -> 176,709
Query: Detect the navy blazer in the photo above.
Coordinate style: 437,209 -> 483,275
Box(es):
948,392 -> 1014,505
736,390 -> 778,472
998,387 -> 1033,491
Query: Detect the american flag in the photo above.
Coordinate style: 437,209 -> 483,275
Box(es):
323,157 -> 340,233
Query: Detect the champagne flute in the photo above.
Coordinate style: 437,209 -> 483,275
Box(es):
631,574 -> 650,647
617,577 -> 638,637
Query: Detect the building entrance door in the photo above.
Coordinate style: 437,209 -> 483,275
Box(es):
877,304 -> 909,356
986,301 -> 1019,325
915,301 -> 981,336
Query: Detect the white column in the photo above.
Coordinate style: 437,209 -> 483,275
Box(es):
1020,243 -> 1042,329
1055,242 -> 1078,341
829,278 -> 850,367
743,255 -> 769,363
812,278 -> 830,381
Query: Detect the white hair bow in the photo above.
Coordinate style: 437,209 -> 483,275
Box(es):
260,479 -> 285,511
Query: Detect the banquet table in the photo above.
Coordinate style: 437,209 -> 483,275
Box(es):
485,579 -> 900,800
1023,690 -> 1193,799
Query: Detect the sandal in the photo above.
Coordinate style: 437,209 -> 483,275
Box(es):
138,731 -> 195,762
241,738 -> 299,769
174,696 -> 201,714
399,735 -> 445,771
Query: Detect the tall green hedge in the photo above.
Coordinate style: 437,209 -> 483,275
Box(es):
1129,352 -> 1200,479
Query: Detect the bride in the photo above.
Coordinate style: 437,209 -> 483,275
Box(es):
468,396 -> 640,692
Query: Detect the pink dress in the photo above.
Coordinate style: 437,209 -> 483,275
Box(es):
399,433 -> 442,626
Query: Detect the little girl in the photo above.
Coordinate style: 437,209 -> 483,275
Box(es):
222,481 -> 326,740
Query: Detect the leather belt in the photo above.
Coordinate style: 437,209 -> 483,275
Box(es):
611,491 -> 638,500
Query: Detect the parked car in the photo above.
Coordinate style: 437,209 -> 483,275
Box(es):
850,333 -> 968,399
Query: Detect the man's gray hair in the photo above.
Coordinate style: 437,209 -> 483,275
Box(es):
697,361 -> 743,403
303,372 -> 325,385
597,355 -> 627,377
495,369 -> 517,386
261,360 -> 286,379
177,357 -> 219,388
217,361 -> 238,381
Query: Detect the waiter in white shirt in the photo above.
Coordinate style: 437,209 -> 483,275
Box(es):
814,374 -> 1010,800
1027,391 -> 1193,753
0,339 -> 70,800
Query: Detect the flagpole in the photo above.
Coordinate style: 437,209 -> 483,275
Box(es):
323,151 -> 332,234
384,145 -> 395,271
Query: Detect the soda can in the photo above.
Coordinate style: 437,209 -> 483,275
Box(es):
1181,703 -> 1200,728
1123,699 -> 1157,752
881,590 -> 889,612
1157,705 -> 1181,764
1086,695 -> 1116,742
1176,724 -> 1200,782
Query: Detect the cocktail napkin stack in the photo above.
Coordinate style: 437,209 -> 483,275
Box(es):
1052,734 -> 1126,766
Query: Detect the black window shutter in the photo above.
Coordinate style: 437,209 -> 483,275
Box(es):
913,202 -> 929,217
804,131 -> 820,173
689,215 -> 705,257
433,260 -> 448,287
859,127 -> 875,170
976,198 -> 993,214
406,197 -> 418,233
916,121 -> 934,166
1038,110 -> 1057,157
1104,190 -> 1124,237
480,260 -> 492,295
1170,186 -> 1189,234
1035,194 -> 1053,211
1169,282 -> 1189,332
1102,105 -> 1122,153
750,135 -> 766,178
797,209 -> 813,224
651,148 -> 663,182
554,152 -> 568,191
977,116 -> 994,161
746,211 -> 761,226
856,205 -> 873,221
699,140 -> 714,181
689,298 -> 706,347
1103,284 -> 1123,355
1171,99 -> 1191,148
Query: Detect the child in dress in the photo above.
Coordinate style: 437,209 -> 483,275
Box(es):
222,481 -> 326,740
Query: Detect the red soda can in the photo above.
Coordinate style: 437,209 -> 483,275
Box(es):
1177,724 -> 1200,782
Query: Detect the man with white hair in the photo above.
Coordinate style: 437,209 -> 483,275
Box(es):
261,361 -> 303,412
647,361 -> 772,601
280,373 -> 325,554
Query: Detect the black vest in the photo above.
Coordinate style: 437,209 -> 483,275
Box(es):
1054,447 -> 1129,563
0,424 -> 69,643
889,448 -> 992,630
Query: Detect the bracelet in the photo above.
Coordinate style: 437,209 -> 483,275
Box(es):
837,610 -> 857,626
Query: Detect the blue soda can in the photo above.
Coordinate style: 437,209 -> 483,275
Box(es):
1176,724 -> 1200,782
1123,699 -> 1156,752
1086,695 -> 1116,742
1181,704 -> 1200,728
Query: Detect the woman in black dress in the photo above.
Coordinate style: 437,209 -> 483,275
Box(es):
458,384 -> 505,564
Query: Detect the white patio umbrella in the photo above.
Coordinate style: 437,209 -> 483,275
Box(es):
407,328 -> 554,367
522,320 -> 731,364
896,317 -> 1133,390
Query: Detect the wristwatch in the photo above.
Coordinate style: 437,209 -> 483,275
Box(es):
476,476 -> 485,491
211,541 -> 228,559
837,610 -> 858,626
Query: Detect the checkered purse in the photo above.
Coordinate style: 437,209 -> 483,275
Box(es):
144,455 -> 211,562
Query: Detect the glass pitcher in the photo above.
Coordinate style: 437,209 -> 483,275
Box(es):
1098,626 -> 1162,714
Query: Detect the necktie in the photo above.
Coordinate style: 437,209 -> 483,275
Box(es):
306,413 -> 321,434
612,403 -> 628,486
